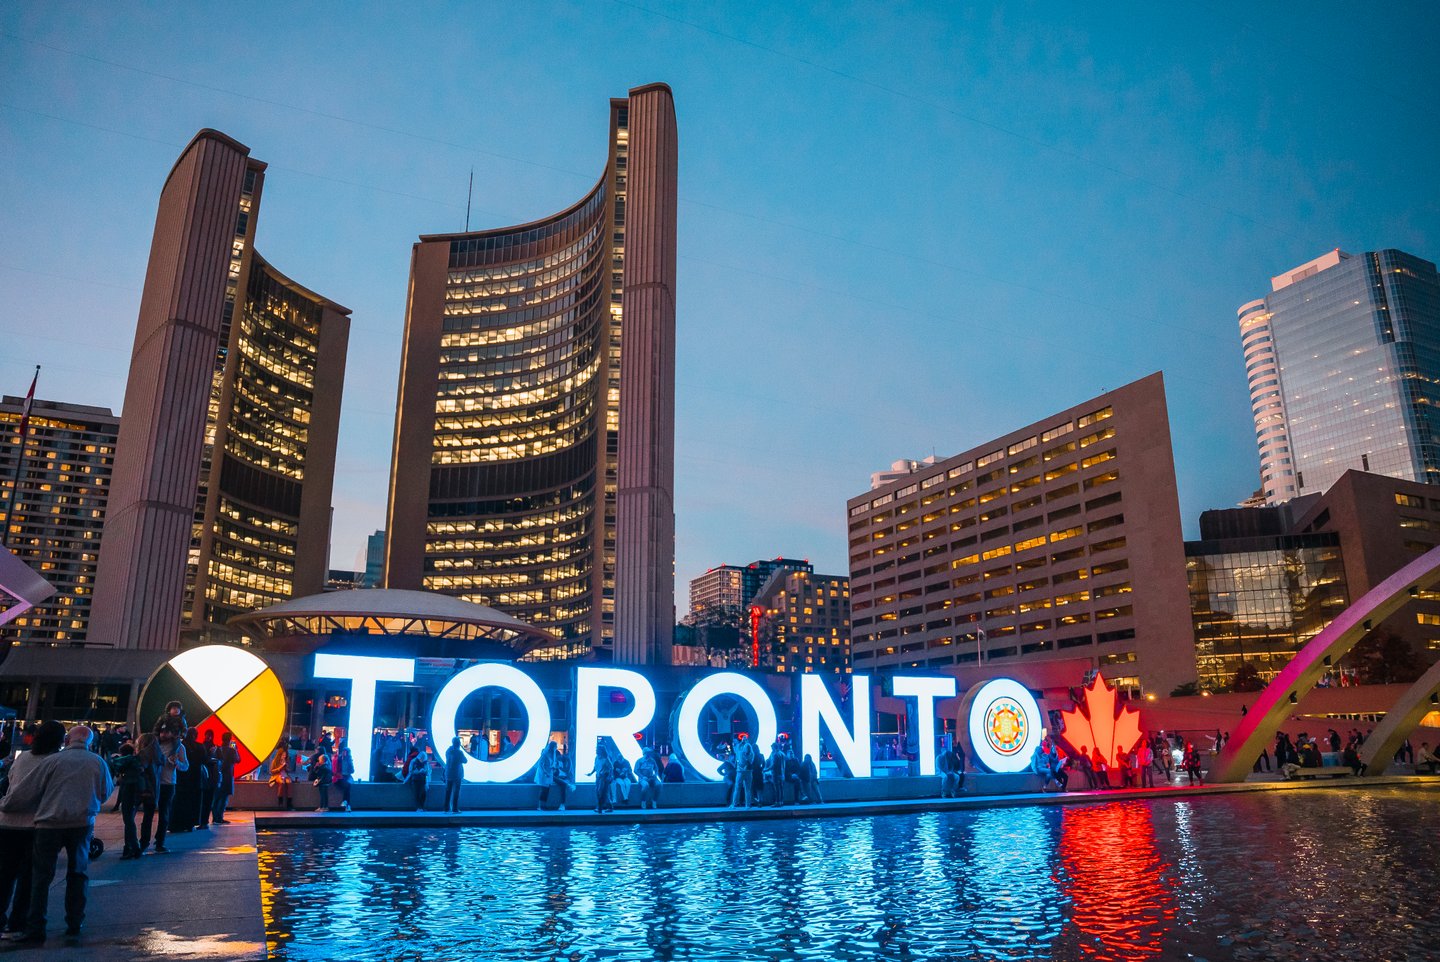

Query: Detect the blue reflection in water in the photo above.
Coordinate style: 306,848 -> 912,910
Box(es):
259,786 -> 1440,961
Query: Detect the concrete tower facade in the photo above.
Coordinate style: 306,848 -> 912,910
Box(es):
90,131 -> 349,650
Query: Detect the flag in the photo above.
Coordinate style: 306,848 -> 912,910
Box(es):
15,366 -> 38,446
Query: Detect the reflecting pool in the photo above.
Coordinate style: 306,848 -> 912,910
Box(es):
259,786 -> 1439,961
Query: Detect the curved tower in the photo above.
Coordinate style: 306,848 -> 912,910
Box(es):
90,130 -> 349,649
1238,298 -> 1297,503
386,84 -> 676,663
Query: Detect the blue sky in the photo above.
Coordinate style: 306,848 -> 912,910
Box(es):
2,2 -> 1437,605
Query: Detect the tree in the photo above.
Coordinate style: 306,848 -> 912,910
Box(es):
1347,630 -> 1425,686
1169,681 -> 1201,697
1229,661 -> 1266,693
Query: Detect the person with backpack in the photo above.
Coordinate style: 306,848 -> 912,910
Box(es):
535,740 -> 569,812
111,739 -> 157,860
728,739 -> 757,809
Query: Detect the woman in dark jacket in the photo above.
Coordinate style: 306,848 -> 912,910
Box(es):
171,731 -> 210,832
0,721 -> 64,933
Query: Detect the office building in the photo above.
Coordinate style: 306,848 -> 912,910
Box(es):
0,397 -> 118,643
384,84 -> 677,663
846,373 -> 1195,696
1240,248 -> 1440,504
751,568 -> 850,674
1187,469 -> 1440,690
89,130 -> 350,650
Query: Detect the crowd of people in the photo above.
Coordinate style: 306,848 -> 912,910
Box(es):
0,700 -> 248,945
1029,731 -> 1218,791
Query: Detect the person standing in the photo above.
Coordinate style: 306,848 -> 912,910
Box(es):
587,739 -> 614,814
196,730 -> 219,829
268,744 -> 293,811
0,720 -> 64,937
332,739 -> 355,813
212,733 -> 239,824
443,737 -> 466,814
310,749 -> 333,812
111,740 -> 155,860
535,741 -> 568,811
728,740 -> 756,809
1138,740 -> 1155,788
0,726 -> 114,945
1183,743 -> 1205,786
154,728 -> 189,852
170,730 -> 207,833
799,754 -> 824,804
406,750 -> 429,812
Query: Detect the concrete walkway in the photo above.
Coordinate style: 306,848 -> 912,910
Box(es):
2,811 -> 266,962
251,772 -> 1439,830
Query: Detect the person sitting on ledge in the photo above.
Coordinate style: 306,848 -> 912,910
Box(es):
1072,746 -> 1096,790
635,749 -> 662,810
1031,737 -> 1066,792
662,754 -> 685,784
938,743 -> 962,798
610,746 -> 636,810
764,742 -> 786,807
1416,742 -> 1439,775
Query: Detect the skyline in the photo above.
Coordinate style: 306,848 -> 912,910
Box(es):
3,3 -> 1439,610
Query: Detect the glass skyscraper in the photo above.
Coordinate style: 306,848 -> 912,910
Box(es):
385,85 -> 677,664
1240,248 -> 1440,504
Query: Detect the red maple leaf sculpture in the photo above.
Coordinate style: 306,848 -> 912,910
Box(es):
1057,672 -> 1144,767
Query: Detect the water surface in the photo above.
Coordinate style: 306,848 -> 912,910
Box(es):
259,785 -> 1440,961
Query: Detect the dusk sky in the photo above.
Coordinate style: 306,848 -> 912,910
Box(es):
3,2 -> 1437,607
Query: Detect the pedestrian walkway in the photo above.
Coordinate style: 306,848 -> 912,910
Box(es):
3,811 -> 266,961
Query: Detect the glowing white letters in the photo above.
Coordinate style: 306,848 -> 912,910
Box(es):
965,677 -> 1044,774
573,667 -> 656,784
799,673 -> 872,778
312,653 -> 415,782
429,663 -> 552,783
676,672 -> 779,781
891,675 -> 958,776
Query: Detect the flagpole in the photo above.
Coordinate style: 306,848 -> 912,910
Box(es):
3,365 -> 40,549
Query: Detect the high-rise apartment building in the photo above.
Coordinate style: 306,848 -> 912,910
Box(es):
0,397 -> 118,643
752,568 -> 850,674
89,130 -> 350,650
385,85 -> 677,664
688,557 -> 815,618
1240,248 -> 1440,504
846,373 -> 1195,695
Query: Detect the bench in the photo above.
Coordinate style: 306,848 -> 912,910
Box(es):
1287,765 -> 1352,780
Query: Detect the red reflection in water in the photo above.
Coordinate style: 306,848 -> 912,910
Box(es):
1059,803 -> 1176,961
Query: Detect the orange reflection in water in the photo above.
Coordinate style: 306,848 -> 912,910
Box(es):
1059,803 -> 1176,961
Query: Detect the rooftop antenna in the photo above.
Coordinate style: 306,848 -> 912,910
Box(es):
464,167 -> 474,232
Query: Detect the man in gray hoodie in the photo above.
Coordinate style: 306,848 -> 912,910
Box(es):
0,725 -> 114,944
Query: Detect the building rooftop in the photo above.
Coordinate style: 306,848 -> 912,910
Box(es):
228,588 -> 556,661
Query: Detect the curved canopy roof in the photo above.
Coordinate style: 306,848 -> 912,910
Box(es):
228,588 -> 555,661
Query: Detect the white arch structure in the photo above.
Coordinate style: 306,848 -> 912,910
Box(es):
1211,544 -> 1440,783
1358,657 -> 1440,775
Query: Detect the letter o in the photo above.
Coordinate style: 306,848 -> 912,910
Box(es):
429,663 -> 552,783
676,672 -> 779,781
